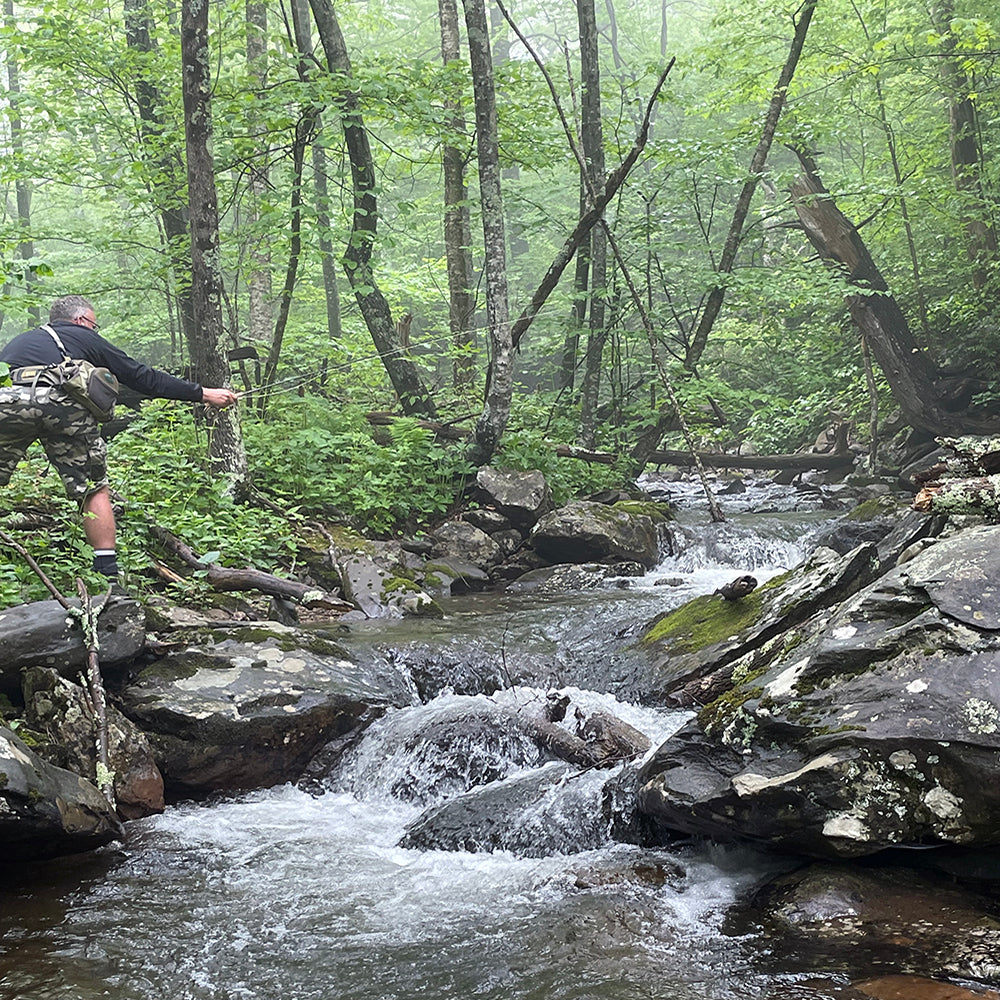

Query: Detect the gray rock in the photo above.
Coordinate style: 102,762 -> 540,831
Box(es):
0,595 -> 145,698
0,725 -> 123,860
23,666 -> 164,821
636,525 -> 1000,858
430,521 -> 503,566
120,624 -> 412,796
530,500 -> 660,568
399,761 -> 609,856
475,467 -> 553,527
741,862 -> 1000,982
462,508 -> 514,534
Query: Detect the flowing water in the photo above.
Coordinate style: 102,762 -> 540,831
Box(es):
1,479 -> 868,1000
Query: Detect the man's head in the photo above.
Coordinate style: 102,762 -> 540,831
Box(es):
50,295 -> 98,330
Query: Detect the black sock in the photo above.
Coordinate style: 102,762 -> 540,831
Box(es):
93,551 -> 119,577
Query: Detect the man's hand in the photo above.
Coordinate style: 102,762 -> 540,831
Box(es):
201,387 -> 238,408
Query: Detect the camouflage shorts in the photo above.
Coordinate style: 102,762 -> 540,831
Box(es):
0,385 -> 108,505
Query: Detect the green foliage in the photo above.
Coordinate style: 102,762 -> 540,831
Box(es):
244,397 -> 475,535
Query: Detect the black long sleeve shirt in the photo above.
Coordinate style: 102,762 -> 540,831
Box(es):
0,320 -> 203,402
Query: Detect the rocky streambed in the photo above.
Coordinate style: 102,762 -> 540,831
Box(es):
3,474 -> 1000,999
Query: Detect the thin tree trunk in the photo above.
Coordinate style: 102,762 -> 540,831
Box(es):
931,0 -> 997,287
575,0 -> 607,450
245,0 -> 273,345
124,0 -> 196,349
308,0 -> 436,416
259,0 -> 320,406
312,133 -> 343,340
180,0 -> 249,488
438,0 -> 476,389
4,0 -> 37,323
684,0 -> 817,371
463,0 -> 512,466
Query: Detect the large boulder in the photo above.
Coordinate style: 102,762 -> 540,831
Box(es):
530,500 -> 661,568
475,466 -> 553,527
22,666 -> 164,821
119,624 -> 413,796
0,725 -> 123,860
635,524 -> 1000,858
0,594 -> 145,698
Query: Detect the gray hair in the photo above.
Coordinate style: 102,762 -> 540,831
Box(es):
49,295 -> 95,323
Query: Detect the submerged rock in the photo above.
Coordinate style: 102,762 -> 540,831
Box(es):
399,761 -> 609,856
326,695 -> 543,804
0,725 -> 123,860
740,861 -> 1000,984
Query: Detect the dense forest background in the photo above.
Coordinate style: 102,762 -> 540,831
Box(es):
0,0 -> 997,600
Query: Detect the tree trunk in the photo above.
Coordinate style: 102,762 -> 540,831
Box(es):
575,0 -> 608,450
463,0 -> 513,466
684,0 -> 817,372
124,0 -> 196,349
245,0 -> 273,346
308,0 -> 437,417
180,0 -> 249,489
259,0 -> 320,405
788,150 -> 966,437
3,0 -> 38,323
932,0 -> 997,287
312,133 -> 343,340
510,61 -> 673,351
438,0 -> 476,390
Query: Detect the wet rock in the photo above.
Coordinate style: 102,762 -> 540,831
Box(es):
475,466 -> 553,527
0,725 -> 123,860
0,594 -> 145,698
120,624 -> 411,796
639,542 -> 880,705
506,562 -> 643,594
429,521 -> 503,567
852,975 -> 1000,1000
329,696 -> 543,804
530,500 -> 661,568
399,761 -> 609,856
22,667 -> 164,821
741,862 -> 1000,984
637,525 -> 1000,858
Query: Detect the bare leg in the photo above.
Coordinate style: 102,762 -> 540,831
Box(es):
81,486 -> 117,551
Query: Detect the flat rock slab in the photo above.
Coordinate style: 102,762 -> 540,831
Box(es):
121,624 -> 413,795
0,595 -> 145,697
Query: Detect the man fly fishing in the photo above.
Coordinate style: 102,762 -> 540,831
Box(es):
0,295 -> 237,580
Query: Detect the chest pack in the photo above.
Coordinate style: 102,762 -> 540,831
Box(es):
10,324 -> 120,421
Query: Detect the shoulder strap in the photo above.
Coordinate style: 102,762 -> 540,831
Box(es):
41,323 -> 72,361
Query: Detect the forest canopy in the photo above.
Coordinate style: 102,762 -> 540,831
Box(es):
0,0 -> 998,596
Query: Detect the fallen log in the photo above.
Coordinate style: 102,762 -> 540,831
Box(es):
555,444 -> 855,472
147,525 -> 354,612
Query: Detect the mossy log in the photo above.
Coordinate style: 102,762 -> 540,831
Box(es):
913,474 -> 1000,521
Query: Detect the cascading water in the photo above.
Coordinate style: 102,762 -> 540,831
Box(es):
0,478 -> 844,1000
